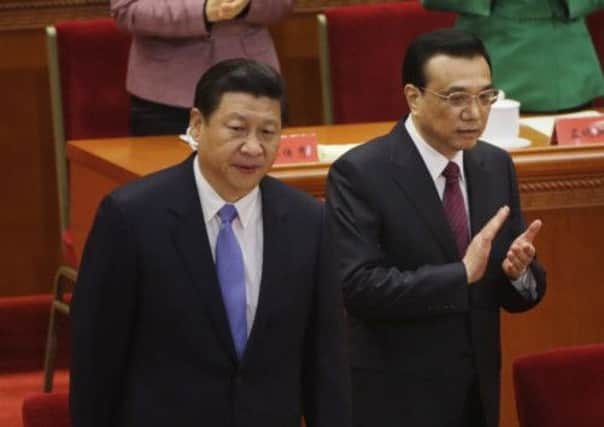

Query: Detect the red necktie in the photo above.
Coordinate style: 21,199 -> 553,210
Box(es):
442,162 -> 470,257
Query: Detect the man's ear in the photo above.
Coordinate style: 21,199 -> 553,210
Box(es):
189,108 -> 204,141
404,84 -> 421,116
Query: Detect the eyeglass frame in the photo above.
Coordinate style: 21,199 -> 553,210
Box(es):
419,86 -> 499,109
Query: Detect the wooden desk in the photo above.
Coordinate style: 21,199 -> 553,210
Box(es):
68,121 -> 604,427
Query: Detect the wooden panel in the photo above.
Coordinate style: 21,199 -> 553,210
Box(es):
0,28 -> 60,296
270,12 -> 323,126
69,162 -> 122,256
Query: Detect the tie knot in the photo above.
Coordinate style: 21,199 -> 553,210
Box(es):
218,204 -> 238,225
442,162 -> 461,183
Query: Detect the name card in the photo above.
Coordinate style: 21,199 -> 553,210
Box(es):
275,133 -> 319,164
553,115 -> 604,145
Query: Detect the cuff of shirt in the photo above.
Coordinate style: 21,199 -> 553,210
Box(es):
510,269 -> 537,301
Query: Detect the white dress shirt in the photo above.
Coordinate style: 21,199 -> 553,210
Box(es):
405,117 -> 537,300
193,155 -> 263,335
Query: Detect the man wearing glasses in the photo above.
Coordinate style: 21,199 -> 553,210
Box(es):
325,29 -> 546,427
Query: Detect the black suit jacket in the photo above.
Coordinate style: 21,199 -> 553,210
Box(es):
70,154 -> 351,427
325,119 -> 546,427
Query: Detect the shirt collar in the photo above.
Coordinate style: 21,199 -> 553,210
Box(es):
404,116 -> 465,183
193,154 -> 260,228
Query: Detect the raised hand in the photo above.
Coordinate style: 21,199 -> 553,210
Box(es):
205,0 -> 226,23
219,0 -> 251,20
463,206 -> 510,284
205,0 -> 250,23
502,219 -> 542,280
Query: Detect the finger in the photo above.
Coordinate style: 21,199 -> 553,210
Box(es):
520,242 -> 535,260
509,243 -> 534,264
508,242 -> 535,270
502,257 -> 526,279
480,206 -> 510,241
502,258 -> 518,277
505,249 -> 522,270
520,219 -> 542,243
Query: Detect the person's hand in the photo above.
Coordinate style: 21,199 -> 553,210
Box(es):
463,206 -> 510,284
501,219 -> 542,280
218,0 -> 250,20
205,0 -> 225,23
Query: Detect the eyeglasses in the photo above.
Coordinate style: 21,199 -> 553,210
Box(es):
421,87 -> 499,108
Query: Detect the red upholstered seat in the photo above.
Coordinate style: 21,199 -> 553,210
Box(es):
513,344 -> 604,427
22,392 -> 70,427
0,296 -> 70,427
320,1 -> 456,124
54,18 -> 131,140
586,10 -> 604,108
0,295 -> 71,374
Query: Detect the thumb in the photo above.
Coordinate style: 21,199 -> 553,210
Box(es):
521,219 -> 542,243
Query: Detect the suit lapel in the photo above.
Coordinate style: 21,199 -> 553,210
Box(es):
388,119 -> 459,260
242,177 -> 288,364
169,156 -> 238,363
464,146 -> 492,236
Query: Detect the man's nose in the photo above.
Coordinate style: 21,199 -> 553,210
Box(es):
240,133 -> 263,155
463,97 -> 482,119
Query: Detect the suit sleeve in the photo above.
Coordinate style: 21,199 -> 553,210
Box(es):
325,157 -> 469,321
111,0 -> 210,38
302,206 -> 352,427
70,195 -> 139,427
497,155 -> 546,313
244,0 -> 295,26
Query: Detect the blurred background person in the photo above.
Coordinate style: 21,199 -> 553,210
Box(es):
422,0 -> 604,112
111,0 -> 294,136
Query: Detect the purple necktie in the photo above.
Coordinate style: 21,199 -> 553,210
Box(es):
442,162 -> 470,257
216,204 -> 247,359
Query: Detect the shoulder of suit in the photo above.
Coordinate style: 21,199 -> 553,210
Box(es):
474,140 -> 513,161
261,175 -> 321,211
107,155 -> 195,211
335,134 -> 391,168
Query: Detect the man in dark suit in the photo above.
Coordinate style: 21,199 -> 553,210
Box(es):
70,59 -> 351,427
325,29 -> 546,427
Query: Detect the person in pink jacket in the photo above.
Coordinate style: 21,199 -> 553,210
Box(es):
111,0 -> 294,136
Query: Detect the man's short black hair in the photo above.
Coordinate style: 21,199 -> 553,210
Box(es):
402,29 -> 492,88
193,58 -> 288,123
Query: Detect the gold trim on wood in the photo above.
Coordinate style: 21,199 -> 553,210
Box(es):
521,177 -> 604,194
520,176 -> 604,211
0,0 -> 108,31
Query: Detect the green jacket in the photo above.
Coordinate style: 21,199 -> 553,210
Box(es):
422,0 -> 604,111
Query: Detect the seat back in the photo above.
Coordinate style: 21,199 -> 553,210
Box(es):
22,392 -> 70,427
47,18 -> 131,264
317,1 -> 456,124
513,344 -> 604,427
586,10 -> 604,107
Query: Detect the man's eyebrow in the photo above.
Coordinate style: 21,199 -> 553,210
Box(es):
444,83 -> 495,93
